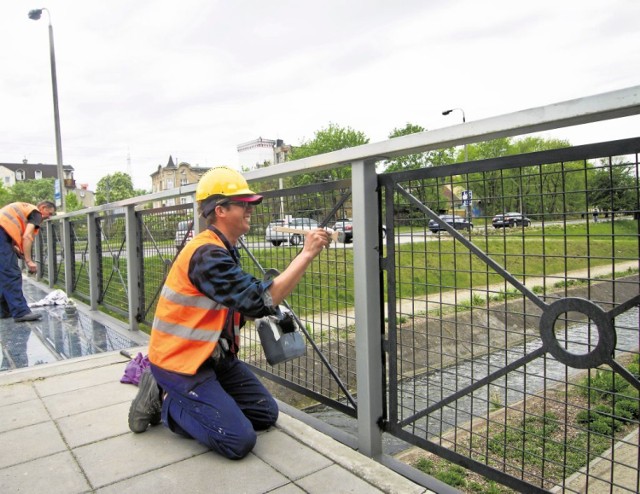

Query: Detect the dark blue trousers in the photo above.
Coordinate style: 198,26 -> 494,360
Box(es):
150,357 -> 279,460
0,228 -> 31,319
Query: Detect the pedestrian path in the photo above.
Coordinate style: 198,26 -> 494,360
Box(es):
0,349 -> 431,493
0,279 -> 434,494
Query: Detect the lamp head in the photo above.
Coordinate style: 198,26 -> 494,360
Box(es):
28,9 -> 43,20
442,109 -> 453,116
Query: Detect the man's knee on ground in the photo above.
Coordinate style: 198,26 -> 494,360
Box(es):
208,427 -> 257,460
253,399 -> 279,431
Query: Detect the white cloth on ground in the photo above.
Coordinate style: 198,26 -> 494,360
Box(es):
29,289 -> 70,307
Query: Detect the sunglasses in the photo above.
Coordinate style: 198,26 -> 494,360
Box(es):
223,201 -> 255,209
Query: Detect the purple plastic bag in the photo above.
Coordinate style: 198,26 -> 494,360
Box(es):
120,352 -> 150,385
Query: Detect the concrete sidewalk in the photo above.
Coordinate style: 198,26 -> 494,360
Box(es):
0,346 -> 431,494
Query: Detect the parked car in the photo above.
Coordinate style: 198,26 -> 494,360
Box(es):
332,218 -> 388,243
264,218 -> 319,246
492,212 -> 532,228
428,214 -> 473,233
175,220 -> 194,251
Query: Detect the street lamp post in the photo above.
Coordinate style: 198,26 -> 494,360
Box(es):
443,107 -> 471,220
28,7 -> 65,211
442,107 -> 468,163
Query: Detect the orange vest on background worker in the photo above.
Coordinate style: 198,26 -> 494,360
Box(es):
149,228 -> 241,375
0,202 -> 39,254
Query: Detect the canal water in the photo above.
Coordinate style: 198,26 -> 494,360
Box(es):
310,307 -> 639,454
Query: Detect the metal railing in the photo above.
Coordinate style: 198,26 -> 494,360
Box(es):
380,138 -> 640,493
32,86 -> 640,492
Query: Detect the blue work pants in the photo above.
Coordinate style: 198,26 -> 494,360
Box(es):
0,228 -> 30,318
150,356 -> 278,460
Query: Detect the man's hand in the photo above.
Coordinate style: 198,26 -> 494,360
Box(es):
26,260 -> 37,274
268,228 -> 331,305
301,228 -> 331,258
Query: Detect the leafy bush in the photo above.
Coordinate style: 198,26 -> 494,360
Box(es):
588,419 -> 615,436
626,362 -> 640,379
579,369 -> 631,401
613,403 -> 635,423
615,399 -> 640,420
576,409 -> 595,424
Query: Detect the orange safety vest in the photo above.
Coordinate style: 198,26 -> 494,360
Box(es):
0,202 -> 39,254
149,228 -> 241,375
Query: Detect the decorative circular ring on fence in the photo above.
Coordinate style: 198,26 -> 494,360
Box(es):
539,297 -> 615,369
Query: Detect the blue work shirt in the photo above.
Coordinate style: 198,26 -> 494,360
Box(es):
188,225 -> 276,321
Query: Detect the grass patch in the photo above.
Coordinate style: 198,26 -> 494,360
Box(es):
60,220 -> 638,329
411,356 -> 640,492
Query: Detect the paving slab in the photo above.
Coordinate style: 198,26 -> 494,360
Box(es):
0,381 -> 38,405
0,396 -> 50,433
57,401 -> 133,448
252,428 -> 333,480
296,463 -> 384,493
96,449 -> 289,494
0,421 -> 66,468
0,451 -> 91,494
0,279 -> 432,494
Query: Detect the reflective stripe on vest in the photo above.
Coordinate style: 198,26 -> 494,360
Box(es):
0,202 -> 37,252
160,284 -> 226,311
149,229 -> 233,375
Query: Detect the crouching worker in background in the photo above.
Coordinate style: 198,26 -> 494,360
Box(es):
0,201 -> 56,322
128,167 -> 330,459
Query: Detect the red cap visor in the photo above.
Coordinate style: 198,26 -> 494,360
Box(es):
229,194 -> 263,205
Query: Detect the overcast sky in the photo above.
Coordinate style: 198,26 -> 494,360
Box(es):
1,0 -> 639,191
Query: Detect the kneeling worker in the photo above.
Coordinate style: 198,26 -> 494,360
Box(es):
128,167 -> 330,459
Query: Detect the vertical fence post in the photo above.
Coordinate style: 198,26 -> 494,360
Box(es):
46,221 -> 56,288
34,228 -> 44,281
351,158 -> 384,457
87,212 -> 99,310
62,218 -> 73,296
125,205 -> 141,331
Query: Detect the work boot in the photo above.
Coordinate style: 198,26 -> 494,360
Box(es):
14,312 -> 42,322
128,369 -> 162,433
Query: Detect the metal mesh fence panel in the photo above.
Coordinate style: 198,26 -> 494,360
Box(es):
380,139 -> 640,493
238,180 -> 359,413
139,204 -> 194,325
96,213 -> 128,316
70,218 -> 91,302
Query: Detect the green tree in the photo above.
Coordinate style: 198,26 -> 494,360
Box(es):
9,178 -> 55,204
589,159 -> 638,215
465,136 -> 578,217
0,183 -> 12,207
383,123 -> 456,172
466,137 -> 512,161
510,136 -> 569,154
134,188 -> 150,197
64,193 -> 84,212
381,123 -> 457,219
95,172 -> 136,205
288,123 -> 369,186
503,137 -> 574,216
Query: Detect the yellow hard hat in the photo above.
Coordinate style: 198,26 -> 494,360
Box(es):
195,167 -> 262,202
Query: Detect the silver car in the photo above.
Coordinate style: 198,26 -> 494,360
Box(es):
265,218 -> 318,246
175,220 -> 194,251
